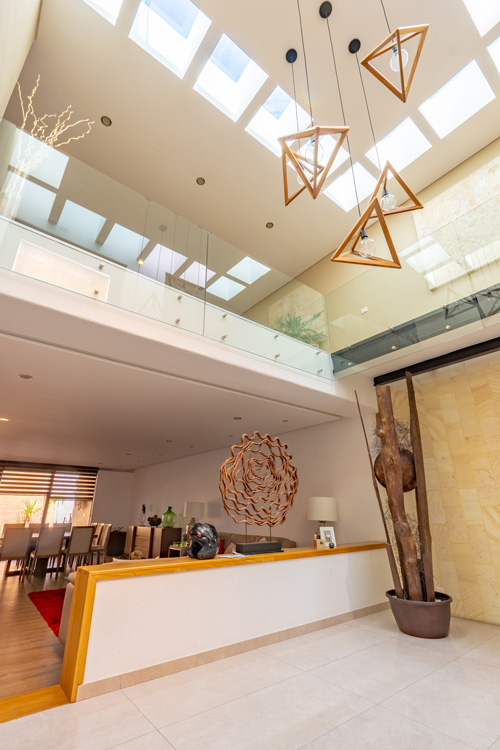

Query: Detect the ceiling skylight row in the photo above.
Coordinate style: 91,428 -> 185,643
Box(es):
83,0 -> 498,218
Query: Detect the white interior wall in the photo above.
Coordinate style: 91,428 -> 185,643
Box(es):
92,470 -> 134,528
130,414 -> 384,547
0,0 -> 40,117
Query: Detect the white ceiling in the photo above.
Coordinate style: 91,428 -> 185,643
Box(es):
5,0 -> 500,279
0,331 -> 338,470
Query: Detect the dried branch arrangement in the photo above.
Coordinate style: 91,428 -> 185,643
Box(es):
17,74 -> 94,149
219,431 -> 298,526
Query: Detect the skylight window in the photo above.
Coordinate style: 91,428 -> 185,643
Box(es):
130,0 -> 211,79
419,60 -> 495,139
194,34 -> 268,121
180,261 -> 216,287
227,257 -> 271,284
488,36 -> 500,74
82,0 -> 123,24
246,86 -> 310,156
405,244 -> 450,274
10,131 -> 68,189
101,224 -> 149,265
323,162 -> 377,212
462,0 -> 500,37
57,201 -> 107,247
206,276 -> 245,300
366,118 -> 431,172
297,134 -> 349,176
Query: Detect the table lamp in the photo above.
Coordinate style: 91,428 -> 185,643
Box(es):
307,496 -> 337,536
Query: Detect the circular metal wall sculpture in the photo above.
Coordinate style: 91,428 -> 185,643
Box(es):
219,431 -> 299,526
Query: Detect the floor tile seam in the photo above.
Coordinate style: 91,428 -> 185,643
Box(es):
379,700 -> 479,749
459,630 -> 500,655
294,701 -> 376,750
307,650 -> 460,706
118,687 -> 160,739
461,652 -> 500,671
486,732 -> 500,750
154,669 -> 308,732
298,633 -> 396,672
344,622 -> 399,638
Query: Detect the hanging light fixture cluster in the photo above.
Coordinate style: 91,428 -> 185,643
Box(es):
279,0 -> 428,270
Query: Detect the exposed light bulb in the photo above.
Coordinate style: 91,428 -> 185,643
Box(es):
359,229 -> 376,257
390,44 -> 409,72
304,135 -> 324,164
380,188 -> 397,211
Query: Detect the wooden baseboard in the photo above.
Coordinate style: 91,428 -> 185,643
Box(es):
76,601 -> 390,700
0,685 -> 68,724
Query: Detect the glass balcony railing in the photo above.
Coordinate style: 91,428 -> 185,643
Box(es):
0,118 -> 332,381
328,187 -> 500,377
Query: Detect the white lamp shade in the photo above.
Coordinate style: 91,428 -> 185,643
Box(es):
183,501 -> 207,519
307,496 -> 337,522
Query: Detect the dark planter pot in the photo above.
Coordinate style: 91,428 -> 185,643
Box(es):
386,589 -> 452,639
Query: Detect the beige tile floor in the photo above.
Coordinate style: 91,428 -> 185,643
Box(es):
2,611 -> 500,749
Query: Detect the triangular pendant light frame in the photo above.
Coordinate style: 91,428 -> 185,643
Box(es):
331,196 -> 401,268
361,25 -> 429,103
279,125 -> 349,206
369,160 -> 423,217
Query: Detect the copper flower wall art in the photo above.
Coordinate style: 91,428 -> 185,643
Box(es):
219,431 -> 299,526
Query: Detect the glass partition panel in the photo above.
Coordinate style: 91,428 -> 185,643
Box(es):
0,117 -> 332,381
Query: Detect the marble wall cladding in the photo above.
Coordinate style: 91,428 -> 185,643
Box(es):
389,356 -> 500,626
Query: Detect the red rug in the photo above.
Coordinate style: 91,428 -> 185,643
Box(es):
28,588 -> 66,637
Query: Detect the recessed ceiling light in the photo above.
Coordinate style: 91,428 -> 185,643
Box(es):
196,177 -> 206,185
159,224 -> 167,232
19,374 -> 33,380
266,222 -> 274,229
100,115 -> 112,127
0,418 -> 9,422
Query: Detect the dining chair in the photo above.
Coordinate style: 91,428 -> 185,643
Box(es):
0,528 -> 33,579
28,523 -> 42,534
90,523 -> 111,564
123,526 -> 136,558
61,526 -> 94,572
3,523 -> 27,531
27,526 -> 66,579
92,523 -> 103,545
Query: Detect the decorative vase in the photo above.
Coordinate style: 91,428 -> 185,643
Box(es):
162,506 -> 176,528
386,590 -> 452,639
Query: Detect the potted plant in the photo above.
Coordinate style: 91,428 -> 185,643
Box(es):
18,498 -> 42,525
357,372 -> 452,639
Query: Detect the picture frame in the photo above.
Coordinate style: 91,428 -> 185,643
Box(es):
319,526 -> 336,547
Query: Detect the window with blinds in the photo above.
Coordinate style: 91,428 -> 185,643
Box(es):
0,463 -> 98,503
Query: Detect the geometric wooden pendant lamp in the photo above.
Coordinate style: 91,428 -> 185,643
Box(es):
361,25 -> 429,103
331,196 -> 402,269
279,124 -> 350,206
368,161 -> 423,218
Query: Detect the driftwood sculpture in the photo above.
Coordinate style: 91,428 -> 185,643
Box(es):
219,431 -> 298,526
357,372 -> 435,601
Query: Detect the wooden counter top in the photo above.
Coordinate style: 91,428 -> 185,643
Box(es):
83,541 -> 386,581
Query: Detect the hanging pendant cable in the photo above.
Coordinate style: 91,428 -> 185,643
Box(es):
356,54 -> 382,172
380,0 -> 392,33
291,62 -> 300,132
325,15 -> 362,217
297,0 -> 314,125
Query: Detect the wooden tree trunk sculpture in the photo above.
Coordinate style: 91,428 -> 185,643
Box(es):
376,385 -> 423,601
